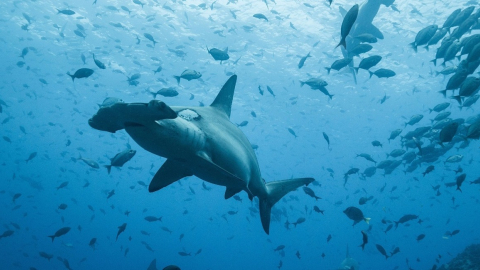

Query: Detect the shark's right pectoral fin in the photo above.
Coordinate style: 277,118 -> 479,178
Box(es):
259,177 -> 315,234
149,159 -> 193,193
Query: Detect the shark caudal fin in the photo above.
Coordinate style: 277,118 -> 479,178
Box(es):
259,177 -> 314,234
210,75 -> 237,118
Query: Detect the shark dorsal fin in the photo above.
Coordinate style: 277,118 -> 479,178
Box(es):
210,75 -> 237,118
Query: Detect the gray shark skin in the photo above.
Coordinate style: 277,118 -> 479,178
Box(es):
341,0 -> 395,84
88,75 -> 315,234
339,245 -> 359,270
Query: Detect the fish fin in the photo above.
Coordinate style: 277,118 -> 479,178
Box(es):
149,159 -> 193,192
260,178 -> 314,234
225,187 -> 242,199
67,72 -> 75,81
409,42 -> 417,53
210,75 -> 237,118
335,38 -> 346,50
451,95 -> 462,105
174,75 -> 181,85
105,165 -> 112,174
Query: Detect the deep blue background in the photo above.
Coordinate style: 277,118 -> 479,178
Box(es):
1,0 -> 479,269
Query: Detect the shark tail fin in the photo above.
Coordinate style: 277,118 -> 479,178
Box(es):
260,178 -> 314,234
210,75 -> 237,118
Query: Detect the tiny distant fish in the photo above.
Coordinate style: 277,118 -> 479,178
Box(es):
322,132 -> 330,149
376,244 -> 389,259
253,13 -> 268,21
93,54 -> 106,69
287,128 -> 297,138
359,231 -> 368,250
19,47 -> 29,59
174,69 -> 202,85
144,33 -> 157,47
207,47 -> 229,63
116,223 -> 126,241
298,52 -> 311,69
67,68 -> 94,81
25,152 -> 37,163
48,227 -> 71,242
105,149 -> 136,174
266,86 -> 275,97
133,0 -> 145,8
77,155 -> 99,169
57,9 -> 75,15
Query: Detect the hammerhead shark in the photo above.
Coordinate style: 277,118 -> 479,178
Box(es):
89,75 -> 315,234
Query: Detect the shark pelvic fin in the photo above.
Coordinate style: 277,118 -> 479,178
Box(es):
225,187 -> 242,199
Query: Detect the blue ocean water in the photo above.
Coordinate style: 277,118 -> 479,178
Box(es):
1,0 -> 479,269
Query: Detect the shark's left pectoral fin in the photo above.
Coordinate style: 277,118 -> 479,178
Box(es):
149,159 -> 192,192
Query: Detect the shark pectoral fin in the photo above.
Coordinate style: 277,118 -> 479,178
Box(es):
260,178 -> 315,234
149,159 -> 192,193
225,187 -> 242,199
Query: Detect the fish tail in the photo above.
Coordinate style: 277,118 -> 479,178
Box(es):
456,186 -> 462,192
425,45 -> 429,51
300,81 -> 305,87
354,67 -> 359,74
394,221 -> 399,229
324,67 -> 331,75
409,42 -> 417,53
458,105 -> 463,111
174,76 -> 181,85
438,90 -> 447,98
430,59 -> 437,66
335,38 -> 346,50
67,72 -> 75,82
368,70 -> 374,78
105,165 -> 112,174
328,94 -> 334,100
451,95 -> 462,105
48,235 -> 55,242
428,108 -> 433,113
